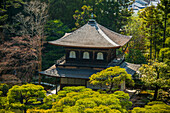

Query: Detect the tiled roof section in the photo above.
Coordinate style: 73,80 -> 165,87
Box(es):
40,61 -> 141,79
49,22 -> 132,48
40,65 -> 100,79
99,25 -> 132,46
120,62 -> 141,76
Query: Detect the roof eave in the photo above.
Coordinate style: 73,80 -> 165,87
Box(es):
48,41 -> 121,49
120,35 -> 132,46
39,71 -> 90,79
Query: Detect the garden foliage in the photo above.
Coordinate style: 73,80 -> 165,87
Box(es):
28,86 -> 132,113
132,101 -> 170,113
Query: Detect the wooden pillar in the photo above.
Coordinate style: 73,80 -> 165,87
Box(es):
38,74 -> 41,84
108,49 -> 111,62
78,50 -> 81,60
114,49 -> 116,58
107,51 -> 109,62
93,51 -> 95,60
85,80 -> 87,88
55,77 -> 58,94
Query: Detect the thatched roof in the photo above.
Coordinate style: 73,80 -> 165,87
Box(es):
49,20 -> 132,49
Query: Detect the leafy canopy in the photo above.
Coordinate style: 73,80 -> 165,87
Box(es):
123,16 -> 146,50
131,101 -> 170,113
90,66 -> 134,91
159,37 -> 170,65
139,61 -> 170,100
28,86 -> 132,113
45,19 -> 70,38
125,49 -> 147,64
7,84 -> 46,110
73,5 -> 96,28
139,62 -> 170,88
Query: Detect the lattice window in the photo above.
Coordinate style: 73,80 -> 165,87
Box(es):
97,52 -> 104,60
69,51 -> 76,58
83,52 -> 90,59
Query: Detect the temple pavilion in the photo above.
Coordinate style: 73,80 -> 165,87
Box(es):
40,19 -> 141,92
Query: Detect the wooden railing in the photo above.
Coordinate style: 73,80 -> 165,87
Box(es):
56,56 -> 65,65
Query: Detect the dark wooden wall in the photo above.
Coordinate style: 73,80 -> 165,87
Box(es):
65,47 -> 116,64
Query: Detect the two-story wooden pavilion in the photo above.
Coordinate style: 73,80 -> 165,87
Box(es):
40,19 -> 141,92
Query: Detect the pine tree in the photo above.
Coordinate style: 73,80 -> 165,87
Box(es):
158,0 -> 170,61
139,61 -> 170,100
89,66 -> 134,92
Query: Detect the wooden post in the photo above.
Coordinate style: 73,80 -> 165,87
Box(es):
79,50 -> 81,60
107,51 -> 109,63
56,77 -> 58,94
38,74 -> 41,84
93,51 -> 95,60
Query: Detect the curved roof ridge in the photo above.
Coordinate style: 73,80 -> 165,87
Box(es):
60,33 -> 72,39
98,24 -> 132,38
96,24 -> 120,47
48,22 -> 131,48
98,24 -> 132,46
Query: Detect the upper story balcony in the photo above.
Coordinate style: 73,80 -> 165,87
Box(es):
55,53 -> 125,70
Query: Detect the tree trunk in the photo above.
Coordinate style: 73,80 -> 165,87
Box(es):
153,67 -> 160,100
24,104 -> 27,113
154,39 -> 156,59
150,39 -> 152,60
20,93 -> 23,104
108,83 -> 113,93
150,25 -> 152,60
154,25 -> 157,59
38,36 -> 42,84
163,16 -> 167,48
4,0 -> 6,9
153,85 -> 159,100
24,108 -> 27,113
56,77 -> 58,94
162,16 -> 167,62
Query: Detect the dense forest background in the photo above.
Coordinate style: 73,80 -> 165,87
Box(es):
0,0 -> 133,82
0,0 -> 170,113
0,0 -> 169,85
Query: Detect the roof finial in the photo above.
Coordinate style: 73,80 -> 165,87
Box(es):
91,13 -> 94,19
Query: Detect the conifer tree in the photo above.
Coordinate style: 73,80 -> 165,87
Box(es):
89,66 -> 134,92
95,0 -> 132,32
139,5 -> 162,60
0,0 -> 24,41
7,84 -> 46,113
73,5 -> 96,28
139,61 -> 170,100
158,0 -> 170,48
158,0 -> 170,61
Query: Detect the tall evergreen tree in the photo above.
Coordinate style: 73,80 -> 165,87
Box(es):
124,16 -> 146,50
0,0 -> 24,41
95,0 -> 132,32
157,0 -> 170,61
139,5 -> 162,60
158,0 -> 170,48
48,0 -> 85,28
73,5 -> 96,28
